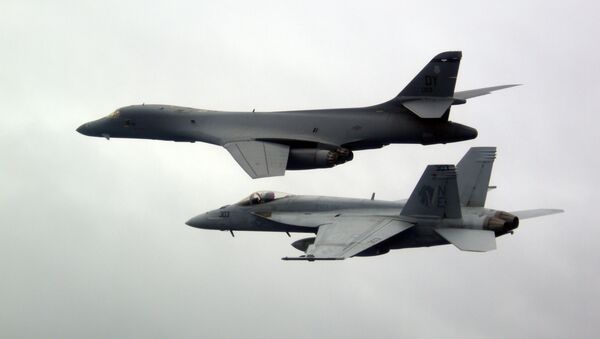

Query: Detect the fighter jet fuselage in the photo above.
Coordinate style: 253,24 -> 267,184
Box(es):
186,147 -> 563,260
187,193 -> 520,256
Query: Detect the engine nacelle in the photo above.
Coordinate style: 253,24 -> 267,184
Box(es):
286,148 -> 354,170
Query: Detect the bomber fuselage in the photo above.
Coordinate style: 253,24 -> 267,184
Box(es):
77,104 -> 477,150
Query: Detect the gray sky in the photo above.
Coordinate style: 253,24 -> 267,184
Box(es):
1,0 -> 598,338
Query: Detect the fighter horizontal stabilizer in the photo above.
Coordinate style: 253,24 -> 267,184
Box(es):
509,209 -> 564,220
224,141 -> 289,178
435,228 -> 497,252
454,84 -> 520,100
401,165 -> 462,219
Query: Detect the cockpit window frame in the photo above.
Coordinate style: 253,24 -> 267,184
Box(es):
236,191 -> 293,206
108,110 -> 121,119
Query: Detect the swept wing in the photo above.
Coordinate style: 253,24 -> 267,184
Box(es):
224,141 -> 289,178
284,216 -> 413,260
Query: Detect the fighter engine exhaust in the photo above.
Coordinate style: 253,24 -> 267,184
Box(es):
484,211 -> 519,234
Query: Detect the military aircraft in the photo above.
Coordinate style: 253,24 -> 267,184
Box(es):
186,147 -> 563,260
77,51 -> 518,178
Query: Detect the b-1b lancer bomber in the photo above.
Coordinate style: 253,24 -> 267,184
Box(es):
186,147 -> 563,260
77,51 -> 518,178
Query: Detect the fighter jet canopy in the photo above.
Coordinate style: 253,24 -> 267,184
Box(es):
237,191 -> 293,206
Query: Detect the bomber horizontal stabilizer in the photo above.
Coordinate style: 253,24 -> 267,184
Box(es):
453,84 -> 520,100
402,98 -> 454,119
398,85 -> 520,119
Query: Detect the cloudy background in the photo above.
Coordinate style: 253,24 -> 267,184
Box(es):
1,0 -> 598,338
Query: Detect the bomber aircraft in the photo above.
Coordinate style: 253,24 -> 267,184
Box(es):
77,51 -> 518,178
186,147 -> 563,260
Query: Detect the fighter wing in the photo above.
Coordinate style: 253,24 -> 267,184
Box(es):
290,216 -> 414,260
224,141 -> 289,178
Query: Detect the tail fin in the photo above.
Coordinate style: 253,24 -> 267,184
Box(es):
398,51 -> 462,98
457,147 -> 496,207
396,51 -> 461,118
401,165 -> 462,219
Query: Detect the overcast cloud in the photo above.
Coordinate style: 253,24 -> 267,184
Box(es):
1,0 -> 598,338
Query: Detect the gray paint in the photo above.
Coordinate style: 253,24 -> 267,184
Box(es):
186,148 -> 561,259
76,52 -> 515,178
2,0 -> 596,338
76,103 -> 477,146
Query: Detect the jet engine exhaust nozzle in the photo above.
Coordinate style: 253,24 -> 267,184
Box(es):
484,212 -> 519,233
497,211 -> 519,231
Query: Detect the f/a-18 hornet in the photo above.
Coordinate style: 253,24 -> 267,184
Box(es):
186,147 -> 563,260
77,51 -> 518,178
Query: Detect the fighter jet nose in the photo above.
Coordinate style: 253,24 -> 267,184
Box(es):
186,214 -> 206,228
185,216 -> 197,227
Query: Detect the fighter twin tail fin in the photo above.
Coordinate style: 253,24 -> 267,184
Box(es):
457,147 -> 496,207
398,147 -> 563,253
400,164 -> 462,219
402,147 -> 498,212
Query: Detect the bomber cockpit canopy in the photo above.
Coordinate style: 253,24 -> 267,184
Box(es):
107,110 -> 120,119
237,191 -> 293,206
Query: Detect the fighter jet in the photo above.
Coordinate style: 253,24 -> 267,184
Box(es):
77,51 -> 517,178
186,147 -> 563,260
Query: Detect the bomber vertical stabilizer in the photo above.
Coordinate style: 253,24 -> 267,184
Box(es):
396,51 -> 461,119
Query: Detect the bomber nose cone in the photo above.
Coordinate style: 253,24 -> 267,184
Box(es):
76,123 -> 90,135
